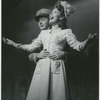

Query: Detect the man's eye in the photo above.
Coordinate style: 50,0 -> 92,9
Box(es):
42,19 -> 45,21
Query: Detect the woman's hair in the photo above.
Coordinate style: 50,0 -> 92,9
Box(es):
54,1 -> 65,16
54,0 -> 75,29
54,1 -> 67,29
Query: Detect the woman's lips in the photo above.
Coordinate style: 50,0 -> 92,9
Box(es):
50,16 -> 54,20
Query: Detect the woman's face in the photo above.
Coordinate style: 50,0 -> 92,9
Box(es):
49,8 -> 61,25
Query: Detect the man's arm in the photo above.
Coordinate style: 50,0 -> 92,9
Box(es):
28,49 -> 50,63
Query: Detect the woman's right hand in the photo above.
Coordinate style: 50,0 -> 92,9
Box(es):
2,37 -> 15,45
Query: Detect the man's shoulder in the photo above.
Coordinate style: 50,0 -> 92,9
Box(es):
41,29 -> 50,33
40,29 -> 51,35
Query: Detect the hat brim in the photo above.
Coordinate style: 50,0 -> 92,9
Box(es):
35,14 -> 49,21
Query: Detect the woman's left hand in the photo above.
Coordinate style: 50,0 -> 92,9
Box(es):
49,51 -> 67,60
88,33 -> 97,39
88,33 -> 97,43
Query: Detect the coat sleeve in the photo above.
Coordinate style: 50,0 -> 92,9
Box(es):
19,32 -> 43,52
65,29 -> 88,51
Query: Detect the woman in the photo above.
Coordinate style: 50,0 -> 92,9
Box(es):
3,1 -> 96,100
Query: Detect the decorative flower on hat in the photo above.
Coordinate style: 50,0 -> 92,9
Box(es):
61,1 -> 75,18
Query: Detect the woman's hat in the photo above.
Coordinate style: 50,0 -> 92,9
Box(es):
54,1 -> 75,18
35,8 -> 51,21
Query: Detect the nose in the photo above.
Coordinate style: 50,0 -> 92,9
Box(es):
39,20 -> 42,25
50,13 -> 53,17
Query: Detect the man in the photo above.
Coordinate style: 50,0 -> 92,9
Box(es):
35,8 -> 50,30
29,8 -> 68,63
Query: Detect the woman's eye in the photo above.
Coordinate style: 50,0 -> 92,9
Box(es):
55,11 -> 58,13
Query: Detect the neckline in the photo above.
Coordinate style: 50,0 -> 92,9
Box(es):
49,28 -> 61,34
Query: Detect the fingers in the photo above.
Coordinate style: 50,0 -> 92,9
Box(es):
29,54 -> 34,59
37,50 -> 50,59
2,37 -> 12,44
29,53 -> 34,57
2,37 -> 6,43
88,33 -> 92,38
40,49 -> 49,53
49,54 -> 59,60
2,37 -> 9,44
49,56 -> 58,60
43,51 -> 50,54
92,33 -> 97,38
41,51 -> 50,55
88,33 -> 97,39
28,55 -> 33,61
49,51 -> 65,60
39,54 -> 49,59
28,53 -> 38,61
42,53 -> 49,57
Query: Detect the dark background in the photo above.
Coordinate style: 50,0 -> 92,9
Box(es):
2,0 -> 99,100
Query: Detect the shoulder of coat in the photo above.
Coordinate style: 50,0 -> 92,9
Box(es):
62,28 -> 72,33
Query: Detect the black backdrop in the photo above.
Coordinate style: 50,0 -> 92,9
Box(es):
2,0 -> 99,100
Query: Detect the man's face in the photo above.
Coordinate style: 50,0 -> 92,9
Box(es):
38,17 -> 49,30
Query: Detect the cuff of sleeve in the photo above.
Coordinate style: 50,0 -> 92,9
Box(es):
33,53 -> 39,63
29,53 -> 39,63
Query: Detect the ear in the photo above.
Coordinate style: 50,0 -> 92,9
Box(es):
59,16 -> 64,20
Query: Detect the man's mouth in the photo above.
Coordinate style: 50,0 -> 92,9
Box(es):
40,25 -> 44,27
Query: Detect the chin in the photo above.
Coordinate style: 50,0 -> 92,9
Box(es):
40,27 -> 45,30
49,21 -> 54,25
49,19 -> 58,25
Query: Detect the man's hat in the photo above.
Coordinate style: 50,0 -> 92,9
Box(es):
35,8 -> 51,21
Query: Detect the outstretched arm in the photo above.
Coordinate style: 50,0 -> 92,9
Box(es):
3,36 -> 43,52
3,37 -> 22,48
65,29 -> 97,51
78,33 -> 97,50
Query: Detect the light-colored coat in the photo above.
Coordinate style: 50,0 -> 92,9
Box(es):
26,28 -> 87,100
